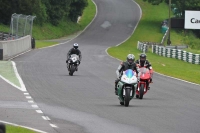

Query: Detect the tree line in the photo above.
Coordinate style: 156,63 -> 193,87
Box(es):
143,0 -> 200,37
0,0 -> 88,26
143,0 -> 200,17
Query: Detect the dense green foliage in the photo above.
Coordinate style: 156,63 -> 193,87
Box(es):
143,0 -> 200,17
143,0 -> 200,10
0,0 -> 88,26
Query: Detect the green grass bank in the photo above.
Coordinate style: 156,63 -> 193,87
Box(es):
6,125 -> 37,133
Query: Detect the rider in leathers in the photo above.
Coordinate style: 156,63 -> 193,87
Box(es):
135,53 -> 153,89
66,43 -> 82,71
114,54 -> 140,95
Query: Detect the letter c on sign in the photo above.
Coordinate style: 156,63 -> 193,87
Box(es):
191,18 -> 195,23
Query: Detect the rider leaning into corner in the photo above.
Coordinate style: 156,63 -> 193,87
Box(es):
114,54 -> 141,95
66,43 -> 82,71
135,53 -> 153,89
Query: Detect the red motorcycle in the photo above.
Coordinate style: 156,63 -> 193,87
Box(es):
136,67 -> 153,99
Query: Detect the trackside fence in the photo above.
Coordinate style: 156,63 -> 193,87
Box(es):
152,45 -> 200,65
137,41 -> 200,65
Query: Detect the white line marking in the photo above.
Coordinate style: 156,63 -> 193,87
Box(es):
11,61 -> 27,91
42,116 -> 51,120
0,120 -> 48,133
28,100 -> 34,103
0,75 -> 22,91
26,96 -> 32,99
36,110 -> 43,113
24,93 -> 29,95
32,105 -> 38,108
50,124 -> 57,128
155,72 -> 200,86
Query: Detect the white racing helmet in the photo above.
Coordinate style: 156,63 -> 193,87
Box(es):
127,54 -> 135,65
73,43 -> 79,49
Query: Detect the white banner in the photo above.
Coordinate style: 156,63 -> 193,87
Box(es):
185,10 -> 200,29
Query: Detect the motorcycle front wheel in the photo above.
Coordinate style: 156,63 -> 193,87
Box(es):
69,65 -> 76,76
139,84 -> 144,99
124,89 -> 131,107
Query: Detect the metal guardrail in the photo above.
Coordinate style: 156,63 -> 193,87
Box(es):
137,42 -> 199,65
152,45 -> 200,65
137,41 -> 148,53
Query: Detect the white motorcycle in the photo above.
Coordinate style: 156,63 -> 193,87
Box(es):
116,69 -> 138,107
67,54 -> 80,76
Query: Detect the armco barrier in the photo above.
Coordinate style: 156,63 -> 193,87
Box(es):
0,35 -> 31,60
137,42 -> 200,65
137,41 -> 148,53
152,45 -> 200,65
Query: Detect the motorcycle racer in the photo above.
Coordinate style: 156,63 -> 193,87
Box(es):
114,54 -> 140,95
135,53 -> 153,89
66,43 -> 82,71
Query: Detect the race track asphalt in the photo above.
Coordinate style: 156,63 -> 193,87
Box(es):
1,0 -> 200,133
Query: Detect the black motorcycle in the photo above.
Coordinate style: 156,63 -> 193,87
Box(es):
67,54 -> 80,76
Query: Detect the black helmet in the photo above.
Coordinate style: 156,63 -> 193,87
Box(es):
140,53 -> 146,62
127,54 -> 135,65
73,43 -> 78,49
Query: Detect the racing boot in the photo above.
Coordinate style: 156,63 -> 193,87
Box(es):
115,80 -> 119,95
115,88 -> 118,95
150,78 -> 153,83
148,86 -> 150,90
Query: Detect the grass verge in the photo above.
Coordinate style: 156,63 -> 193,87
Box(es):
0,61 -> 20,87
6,125 -> 37,133
107,0 -> 200,84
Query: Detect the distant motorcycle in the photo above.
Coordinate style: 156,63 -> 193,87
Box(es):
136,67 -> 153,99
67,54 -> 80,76
116,69 -> 138,107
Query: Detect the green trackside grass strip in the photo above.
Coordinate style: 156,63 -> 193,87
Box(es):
0,61 -> 21,87
107,0 -> 200,84
35,41 -> 59,49
6,125 -> 37,133
78,0 -> 96,28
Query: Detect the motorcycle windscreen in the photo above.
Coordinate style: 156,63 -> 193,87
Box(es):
125,69 -> 134,78
140,67 -> 149,74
